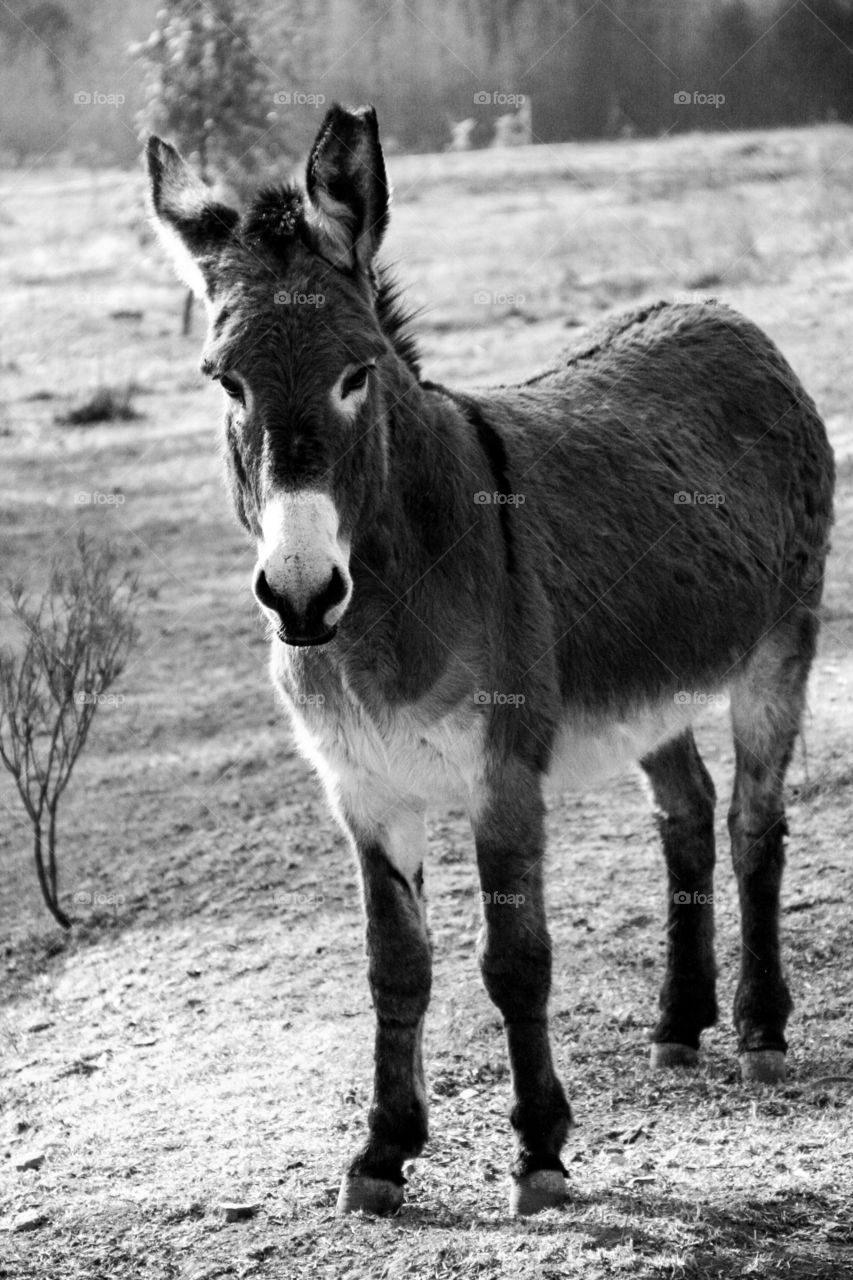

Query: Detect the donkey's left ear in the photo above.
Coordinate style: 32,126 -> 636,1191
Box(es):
145,135 -> 239,298
305,104 -> 389,273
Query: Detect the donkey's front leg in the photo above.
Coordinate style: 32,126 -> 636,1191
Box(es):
473,766 -> 572,1216
336,805 -> 431,1216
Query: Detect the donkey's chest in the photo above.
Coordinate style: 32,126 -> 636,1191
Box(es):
283,687 -> 486,823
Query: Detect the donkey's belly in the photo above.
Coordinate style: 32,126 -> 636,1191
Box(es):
546,699 -> 700,792
291,692 -> 700,821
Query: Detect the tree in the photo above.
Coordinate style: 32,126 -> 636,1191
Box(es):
133,0 -> 292,331
767,0 -> 853,125
0,534 -> 139,929
0,1 -> 80,94
0,1 -> 85,163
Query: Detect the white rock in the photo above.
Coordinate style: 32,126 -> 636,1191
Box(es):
11,1209 -> 48,1232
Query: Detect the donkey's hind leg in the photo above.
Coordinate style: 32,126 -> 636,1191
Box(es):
640,729 -> 718,1068
728,611 -> 817,1084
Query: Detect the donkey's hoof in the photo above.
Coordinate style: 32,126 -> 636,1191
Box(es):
335,1174 -> 404,1216
650,1042 -> 699,1070
739,1049 -> 786,1084
510,1169 -> 568,1216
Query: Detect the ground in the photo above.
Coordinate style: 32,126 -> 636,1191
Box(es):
1,125 -> 853,1279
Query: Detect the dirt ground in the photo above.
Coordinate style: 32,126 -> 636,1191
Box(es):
2,126 -> 853,1278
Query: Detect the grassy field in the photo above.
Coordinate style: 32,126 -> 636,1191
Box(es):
2,124 -> 853,1278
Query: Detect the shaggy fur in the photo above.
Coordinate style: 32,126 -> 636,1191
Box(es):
146,105 -> 835,1217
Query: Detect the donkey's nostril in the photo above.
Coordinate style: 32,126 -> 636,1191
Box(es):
252,565 -> 280,614
316,566 -> 347,616
253,565 -> 298,634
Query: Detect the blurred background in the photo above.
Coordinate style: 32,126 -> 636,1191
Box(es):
1,0 -> 853,166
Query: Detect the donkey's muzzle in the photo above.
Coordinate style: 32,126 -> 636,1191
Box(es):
277,623 -> 338,647
253,564 -> 346,647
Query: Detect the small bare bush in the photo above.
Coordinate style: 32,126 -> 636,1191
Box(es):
56,383 -> 142,426
0,533 -> 139,928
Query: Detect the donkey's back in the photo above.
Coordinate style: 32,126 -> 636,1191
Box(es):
475,297 -> 833,724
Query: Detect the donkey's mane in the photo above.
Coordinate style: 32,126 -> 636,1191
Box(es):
373,268 -> 422,376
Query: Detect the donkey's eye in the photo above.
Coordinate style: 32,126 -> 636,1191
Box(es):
341,364 -> 374,398
220,375 -> 244,403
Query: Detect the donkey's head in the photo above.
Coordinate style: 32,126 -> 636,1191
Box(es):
146,105 -> 396,646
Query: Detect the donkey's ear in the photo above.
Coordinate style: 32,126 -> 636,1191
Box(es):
304,104 -> 389,272
145,136 -> 239,298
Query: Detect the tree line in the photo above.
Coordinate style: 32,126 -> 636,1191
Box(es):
0,0 -> 851,164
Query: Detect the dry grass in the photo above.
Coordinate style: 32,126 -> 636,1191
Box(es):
2,125 -> 853,1278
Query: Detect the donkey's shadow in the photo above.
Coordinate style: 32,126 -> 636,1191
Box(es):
389,1186 -> 847,1276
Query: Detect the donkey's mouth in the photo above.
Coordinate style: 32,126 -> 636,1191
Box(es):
276,625 -> 338,648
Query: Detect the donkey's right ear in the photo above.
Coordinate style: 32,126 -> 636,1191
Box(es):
145,136 -> 239,297
304,104 -> 389,272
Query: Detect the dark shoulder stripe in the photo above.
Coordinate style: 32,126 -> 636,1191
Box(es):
422,382 -> 515,575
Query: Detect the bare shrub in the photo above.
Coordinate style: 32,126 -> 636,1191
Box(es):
56,383 -> 142,426
0,533 -> 139,928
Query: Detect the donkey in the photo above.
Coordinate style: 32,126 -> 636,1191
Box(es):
146,104 -> 834,1217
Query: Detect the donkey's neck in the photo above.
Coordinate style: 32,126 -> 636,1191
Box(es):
342,357 -> 505,684
355,364 -> 486,577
